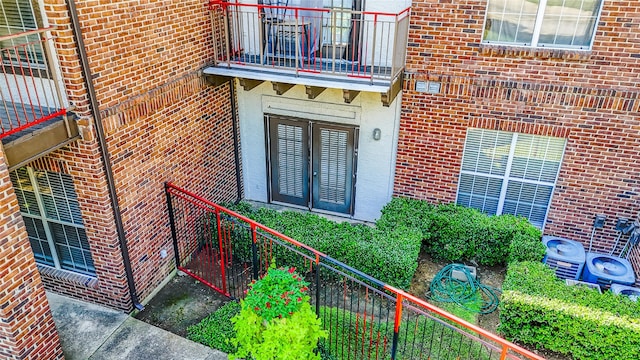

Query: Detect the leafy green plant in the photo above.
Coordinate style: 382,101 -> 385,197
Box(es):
187,301 -> 240,353
499,262 -> 640,359
506,232 -> 545,263
230,267 -> 327,360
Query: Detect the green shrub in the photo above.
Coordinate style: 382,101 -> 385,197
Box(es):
378,198 -> 541,266
230,267 -> 326,360
222,203 -> 421,289
499,262 -> 640,359
507,232 -> 545,263
187,301 -> 240,353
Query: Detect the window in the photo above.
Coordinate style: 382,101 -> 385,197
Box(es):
10,167 -> 95,275
483,0 -> 603,49
0,0 -> 45,67
457,129 -> 566,228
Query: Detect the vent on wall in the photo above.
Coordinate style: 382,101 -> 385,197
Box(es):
542,236 -> 586,280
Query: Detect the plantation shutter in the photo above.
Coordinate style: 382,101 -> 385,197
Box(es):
457,128 -> 565,228
318,128 -> 348,205
277,123 -> 305,198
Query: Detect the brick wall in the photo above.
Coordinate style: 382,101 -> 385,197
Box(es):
9,0 -> 239,311
397,0 -> 640,279
70,0 -> 239,302
0,146 -> 63,359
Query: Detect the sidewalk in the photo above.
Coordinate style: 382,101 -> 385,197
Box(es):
46,292 -> 227,360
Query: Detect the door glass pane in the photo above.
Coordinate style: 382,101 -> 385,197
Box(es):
277,124 -> 305,198
318,128 -> 348,205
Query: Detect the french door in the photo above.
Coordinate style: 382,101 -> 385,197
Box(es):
267,115 -> 357,215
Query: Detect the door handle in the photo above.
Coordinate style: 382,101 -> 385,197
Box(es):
313,171 -> 317,176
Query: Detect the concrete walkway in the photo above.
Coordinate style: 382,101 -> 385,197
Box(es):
47,292 -> 227,360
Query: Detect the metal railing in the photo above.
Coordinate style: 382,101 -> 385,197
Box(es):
165,183 -> 546,360
208,0 -> 410,84
0,27 -> 68,139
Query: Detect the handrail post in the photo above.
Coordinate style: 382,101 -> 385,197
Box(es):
500,345 -> 509,360
391,293 -> 403,359
251,223 -> 259,280
370,13 -> 378,84
164,183 -> 181,269
215,207 -> 228,294
315,254 -> 321,317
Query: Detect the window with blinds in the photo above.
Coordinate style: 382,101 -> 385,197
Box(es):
0,0 -> 45,66
457,128 -> 565,228
10,167 -> 95,275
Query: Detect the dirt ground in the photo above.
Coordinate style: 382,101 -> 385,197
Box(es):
408,250 -> 505,333
134,271 -> 229,337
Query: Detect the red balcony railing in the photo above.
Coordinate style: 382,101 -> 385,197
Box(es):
208,0 -> 410,86
0,28 -> 68,139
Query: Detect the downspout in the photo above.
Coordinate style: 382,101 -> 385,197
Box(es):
229,78 -> 242,203
66,0 -> 143,311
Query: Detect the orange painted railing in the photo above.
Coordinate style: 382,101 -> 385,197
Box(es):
166,182 -> 545,360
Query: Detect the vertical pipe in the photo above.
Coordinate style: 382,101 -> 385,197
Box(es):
67,0 -> 143,311
165,183 -> 181,269
228,79 -> 242,203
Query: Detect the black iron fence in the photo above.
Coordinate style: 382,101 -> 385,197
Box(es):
165,183 -> 545,360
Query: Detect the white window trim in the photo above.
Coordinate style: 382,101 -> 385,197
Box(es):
481,0 -> 604,51
457,130 -> 566,230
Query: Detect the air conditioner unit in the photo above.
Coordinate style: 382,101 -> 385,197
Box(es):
542,236 -> 586,280
583,253 -> 636,287
610,283 -> 640,302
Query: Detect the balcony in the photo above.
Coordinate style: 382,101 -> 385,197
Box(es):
204,0 -> 410,105
1,28 -> 78,170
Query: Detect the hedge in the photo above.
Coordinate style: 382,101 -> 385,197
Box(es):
220,204 -> 422,289
377,198 -> 544,266
499,262 -> 640,359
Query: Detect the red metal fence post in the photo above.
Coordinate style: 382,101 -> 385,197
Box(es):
391,293 -> 403,359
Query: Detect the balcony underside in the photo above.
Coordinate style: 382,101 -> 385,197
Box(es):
204,63 -> 403,106
2,112 -> 80,171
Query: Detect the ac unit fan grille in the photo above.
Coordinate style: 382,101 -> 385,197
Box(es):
545,258 -> 580,280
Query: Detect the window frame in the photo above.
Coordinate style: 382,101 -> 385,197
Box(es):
456,129 -> 566,229
12,166 -> 95,276
481,0 -> 604,50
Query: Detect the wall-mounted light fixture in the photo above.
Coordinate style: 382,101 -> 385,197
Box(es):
373,128 -> 381,141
